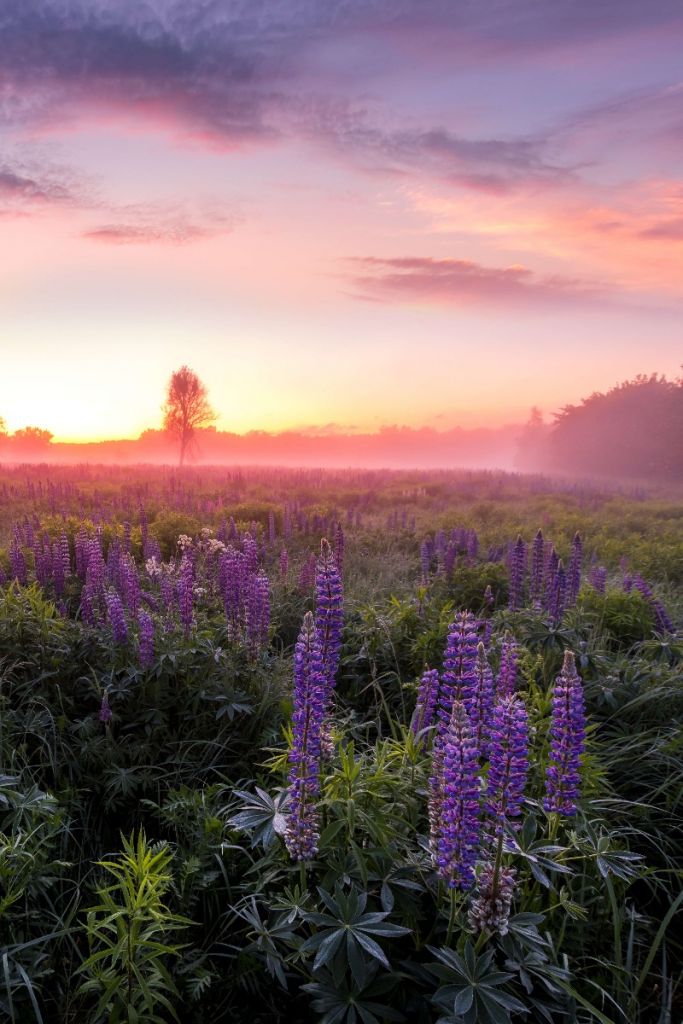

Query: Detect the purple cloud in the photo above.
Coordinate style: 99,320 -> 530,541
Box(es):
345,255 -> 606,306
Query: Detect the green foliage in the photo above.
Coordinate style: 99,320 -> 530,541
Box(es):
78,831 -> 191,1023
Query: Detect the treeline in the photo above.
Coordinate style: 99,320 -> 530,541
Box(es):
517,373 -> 683,482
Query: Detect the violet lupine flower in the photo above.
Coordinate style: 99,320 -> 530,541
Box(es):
285,612 -> 327,861
542,547 -> 559,613
631,576 -> 675,635
314,539 -> 344,691
588,565 -> 607,593
420,538 -> 432,581
496,634 -> 518,700
544,651 -> 586,817
433,701 -> 481,890
242,533 -> 259,572
178,555 -> 194,635
567,532 -> 583,605
9,539 -> 27,585
121,554 -> 141,615
549,559 -> 568,624
298,552 -> 317,591
411,668 -> 440,745
508,535 -> 527,612
529,529 -> 545,608
333,521 -> 345,573
279,547 -> 289,581
99,692 -> 113,724
468,863 -> 517,937
105,588 -> 128,645
466,530 -> 479,562
138,609 -> 155,668
438,611 -> 479,733
247,569 -> 270,655
469,642 -> 495,755
443,542 -> 457,577
485,694 -> 529,836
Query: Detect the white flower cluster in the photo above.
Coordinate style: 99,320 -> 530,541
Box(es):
177,534 -> 193,551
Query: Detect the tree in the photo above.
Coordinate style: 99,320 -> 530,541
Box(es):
12,426 -> 54,448
162,366 -> 215,466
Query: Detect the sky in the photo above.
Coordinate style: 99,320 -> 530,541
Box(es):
1,0 -> 682,442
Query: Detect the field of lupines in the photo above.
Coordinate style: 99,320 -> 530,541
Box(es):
0,466 -> 681,1023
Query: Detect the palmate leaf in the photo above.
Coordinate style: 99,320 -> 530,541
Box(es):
228,787 -> 289,848
302,886 -> 411,988
428,943 -> 528,1024
302,962 -> 405,1024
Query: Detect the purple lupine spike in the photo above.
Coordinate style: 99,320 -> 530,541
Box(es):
588,565 -> 607,593
530,529 -> 545,608
420,538 -> 432,581
468,863 -> 517,937
438,611 -> 479,732
242,533 -> 259,572
469,642 -> 495,754
105,587 -> 128,645
279,547 -> 289,581
631,576 -> 675,634
411,668 -> 440,745
433,700 -> 481,890
466,529 -> 479,562
567,532 -> 583,605
138,609 -> 155,668
549,559 -> 568,624
98,692 -> 113,724
285,612 -> 327,861
496,634 -> 518,699
314,539 -> 344,691
542,547 -> 559,612
485,694 -> 529,836
508,535 -> 527,611
123,521 -> 132,552
247,569 -> 270,655
9,538 -> 27,585
121,554 -> 141,615
178,554 -> 194,636
333,521 -> 345,573
298,551 -> 317,591
444,542 -> 457,577
544,651 -> 586,816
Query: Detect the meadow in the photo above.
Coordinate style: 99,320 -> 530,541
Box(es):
0,464 -> 681,1024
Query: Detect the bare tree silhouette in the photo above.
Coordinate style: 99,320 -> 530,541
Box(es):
162,366 -> 215,466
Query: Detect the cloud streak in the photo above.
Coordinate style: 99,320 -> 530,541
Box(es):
346,255 -> 606,307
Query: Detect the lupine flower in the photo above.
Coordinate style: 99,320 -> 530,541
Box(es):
285,612 -> 326,861
105,588 -> 128,645
420,538 -> 432,581
508,535 -> 527,611
438,611 -> 479,732
411,668 -> 440,745
631,575 -> 675,634
314,539 -> 344,691
178,554 -> 194,635
99,692 -> 112,724
588,565 -> 607,593
544,651 -> 586,816
247,569 -> 270,655
333,521 -> 345,572
549,559 -> 568,624
9,538 -> 27,585
496,634 -> 518,699
468,863 -> 517,937
279,547 -> 289,581
469,642 -> 495,754
485,695 -> 529,836
530,529 -> 545,608
138,609 -> 155,668
298,552 -> 317,591
567,532 -> 583,605
433,701 -> 481,889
